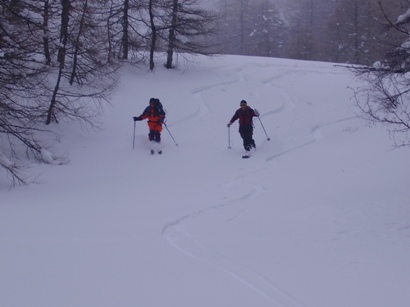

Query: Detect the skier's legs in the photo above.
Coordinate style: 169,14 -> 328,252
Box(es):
148,129 -> 155,141
239,125 -> 254,151
153,123 -> 162,143
243,136 -> 252,151
148,122 -> 163,143
154,130 -> 161,143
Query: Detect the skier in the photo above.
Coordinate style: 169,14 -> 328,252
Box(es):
227,100 -> 259,157
133,98 -> 166,154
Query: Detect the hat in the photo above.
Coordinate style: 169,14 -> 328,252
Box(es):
240,100 -> 247,105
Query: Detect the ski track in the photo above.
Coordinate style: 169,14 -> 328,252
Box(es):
161,176 -> 308,307
160,64 -> 317,306
170,75 -> 241,127
264,115 -> 359,162
161,63 -> 354,306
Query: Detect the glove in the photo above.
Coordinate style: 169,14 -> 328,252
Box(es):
133,116 -> 142,121
227,123 -> 231,128
254,109 -> 260,116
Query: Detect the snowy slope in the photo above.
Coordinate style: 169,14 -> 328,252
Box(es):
1,55 -> 410,307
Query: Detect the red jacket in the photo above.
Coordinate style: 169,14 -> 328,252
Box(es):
229,106 -> 257,126
140,105 -> 165,123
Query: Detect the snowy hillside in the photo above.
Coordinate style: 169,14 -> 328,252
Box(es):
1,55 -> 410,307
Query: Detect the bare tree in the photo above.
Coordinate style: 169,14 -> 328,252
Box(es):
46,0 -> 70,125
122,0 -> 130,60
46,0 -> 120,126
103,0 -> 137,62
354,3 -> 410,147
43,0 -> 53,65
1,0 -> 119,186
148,0 -> 157,70
0,0 -> 60,185
166,0 -> 178,68
163,0 -> 219,69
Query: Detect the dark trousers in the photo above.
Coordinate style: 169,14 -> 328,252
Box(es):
149,130 -> 161,143
239,125 -> 255,151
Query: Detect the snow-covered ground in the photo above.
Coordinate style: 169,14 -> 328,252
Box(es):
1,55 -> 410,307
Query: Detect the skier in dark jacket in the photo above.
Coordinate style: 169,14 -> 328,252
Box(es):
133,98 -> 166,153
227,100 -> 259,153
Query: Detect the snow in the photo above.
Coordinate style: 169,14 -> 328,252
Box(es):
397,8 -> 410,24
402,38 -> 410,50
1,54 -> 410,307
373,60 -> 382,69
40,148 -> 62,165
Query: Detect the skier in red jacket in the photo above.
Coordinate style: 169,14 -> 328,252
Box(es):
134,98 -> 166,153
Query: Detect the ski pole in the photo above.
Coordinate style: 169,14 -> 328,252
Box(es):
133,121 -> 136,149
164,123 -> 178,147
228,126 -> 231,149
257,116 -> 271,141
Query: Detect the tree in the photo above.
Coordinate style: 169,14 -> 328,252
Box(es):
338,0 -> 373,64
0,0 -> 60,185
122,0 -> 130,60
354,3 -> 410,147
163,0 -> 219,69
43,0 -> 53,65
148,0 -> 157,70
103,0 -> 145,62
166,0 -> 178,68
215,0 -> 254,55
45,0 -> 120,125
247,0 -> 287,57
0,0 -> 119,186
322,0 -> 392,65
283,0 -> 340,61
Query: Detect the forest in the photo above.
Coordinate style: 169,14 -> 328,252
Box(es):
216,0 -> 409,65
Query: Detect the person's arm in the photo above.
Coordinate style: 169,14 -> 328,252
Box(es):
227,110 -> 239,126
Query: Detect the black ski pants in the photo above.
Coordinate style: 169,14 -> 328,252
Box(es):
239,124 -> 255,151
149,130 -> 161,143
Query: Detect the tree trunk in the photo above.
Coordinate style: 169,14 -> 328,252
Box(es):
46,68 -> 63,125
42,0 -> 51,65
148,0 -> 156,70
70,0 -> 88,85
48,0 -> 70,124
122,0 -> 129,60
166,0 -> 178,69
239,0 -> 245,55
57,0 -> 70,66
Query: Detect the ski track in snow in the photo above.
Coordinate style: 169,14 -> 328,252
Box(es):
170,77 -> 241,127
266,116 -> 358,162
161,176 -> 307,307
161,63 -> 354,307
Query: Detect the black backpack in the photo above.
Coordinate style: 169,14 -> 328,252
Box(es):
154,98 -> 166,115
